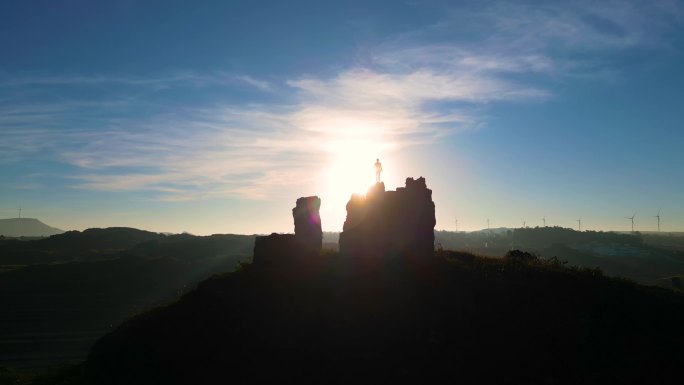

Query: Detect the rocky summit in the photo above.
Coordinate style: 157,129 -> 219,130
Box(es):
339,177 -> 436,262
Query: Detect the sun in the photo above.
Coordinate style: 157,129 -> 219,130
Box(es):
325,140 -> 378,194
318,139 -> 395,230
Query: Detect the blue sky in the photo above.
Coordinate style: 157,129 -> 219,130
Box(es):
1,0 -> 683,234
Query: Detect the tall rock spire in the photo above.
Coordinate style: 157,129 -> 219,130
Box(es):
253,196 -> 322,267
293,196 -> 322,252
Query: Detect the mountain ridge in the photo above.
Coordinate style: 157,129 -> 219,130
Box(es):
0,218 -> 64,237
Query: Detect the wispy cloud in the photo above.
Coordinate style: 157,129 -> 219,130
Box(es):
381,0 -> 683,81
457,0 -> 683,52
0,71 -> 274,92
232,74 -> 274,92
62,107 -> 322,200
371,46 -> 555,74
2,52 -> 542,201
6,181 -> 43,190
0,80 -> 598,197
2,0 -> 680,201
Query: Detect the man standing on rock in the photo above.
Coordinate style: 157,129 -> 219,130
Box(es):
375,158 -> 383,183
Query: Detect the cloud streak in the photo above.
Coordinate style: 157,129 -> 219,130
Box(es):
2,51 -> 545,201
2,0 -> 680,201
0,72 -> 274,92
459,0 -> 683,52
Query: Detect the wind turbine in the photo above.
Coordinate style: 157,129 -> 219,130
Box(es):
540,215 -> 546,227
522,219 -> 526,228
486,218 -> 490,231
625,212 -> 636,232
455,216 -> 458,232
576,218 -> 582,231
654,209 -> 661,232
18,207 -> 21,219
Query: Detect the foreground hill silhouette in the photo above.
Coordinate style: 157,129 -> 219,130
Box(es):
86,179 -> 684,385
85,253 -> 684,384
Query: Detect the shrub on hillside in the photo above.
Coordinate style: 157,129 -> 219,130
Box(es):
504,249 -> 538,262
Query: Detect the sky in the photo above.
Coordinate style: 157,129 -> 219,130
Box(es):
1,0 -> 683,234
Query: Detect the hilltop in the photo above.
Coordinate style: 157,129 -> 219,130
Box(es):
84,179 -> 684,384
0,218 -> 63,237
85,251 -> 684,384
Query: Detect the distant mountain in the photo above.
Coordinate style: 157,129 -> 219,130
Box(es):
469,226 -> 514,235
40,227 -> 166,250
0,227 -> 166,264
0,218 -> 64,237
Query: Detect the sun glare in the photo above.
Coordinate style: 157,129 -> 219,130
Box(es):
326,140 -> 379,192
318,138 -> 396,230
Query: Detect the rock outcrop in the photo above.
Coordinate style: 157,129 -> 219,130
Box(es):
253,196 -> 322,266
292,196 -> 322,251
339,177 -> 436,260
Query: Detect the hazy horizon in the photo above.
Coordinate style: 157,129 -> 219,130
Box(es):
2,0 -> 684,234
2,214 -> 683,237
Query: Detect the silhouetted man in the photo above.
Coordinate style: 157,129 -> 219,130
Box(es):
375,158 -> 383,183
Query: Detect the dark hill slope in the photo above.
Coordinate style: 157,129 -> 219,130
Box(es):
130,233 -> 255,260
0,231 -> 256,368
86,252 -> 684,385
37,227 -> 165,251
0,227 -> 165,264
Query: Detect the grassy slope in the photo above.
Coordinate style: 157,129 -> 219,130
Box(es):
86,251 -> 684,385
434,229 -> 684,286
0,231 -> 255,369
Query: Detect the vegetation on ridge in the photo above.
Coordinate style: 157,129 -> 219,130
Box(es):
84,249 -> 684,385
